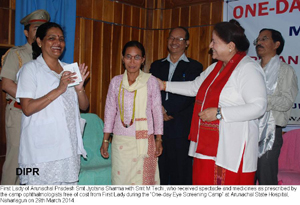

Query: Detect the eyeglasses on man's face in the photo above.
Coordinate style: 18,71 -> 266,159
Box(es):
124,54 -> 143,61
168,36 -> 186,42
253,36 -> 269,46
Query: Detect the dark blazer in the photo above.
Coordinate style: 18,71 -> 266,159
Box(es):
150,57 -> 203,139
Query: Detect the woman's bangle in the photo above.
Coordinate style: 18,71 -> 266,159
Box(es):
76,89 -> 85,94
163,81 -> 167,91
103,139 -> 110,143
156,138 -> 163,142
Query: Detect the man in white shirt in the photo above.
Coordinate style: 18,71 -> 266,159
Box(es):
255,28 -> 298,185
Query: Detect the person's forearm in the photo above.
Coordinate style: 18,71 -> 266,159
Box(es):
20,88 -> 62,116
2,77 -> 17,98
103,133 -> 111,142
156,135 -> 162,140
76,89 -> 89,111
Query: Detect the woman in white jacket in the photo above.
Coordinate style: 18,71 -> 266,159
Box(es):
16,22 -> 89,185
160,20 -> 267,185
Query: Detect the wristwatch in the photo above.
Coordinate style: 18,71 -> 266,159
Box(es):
216,108 -> 222,120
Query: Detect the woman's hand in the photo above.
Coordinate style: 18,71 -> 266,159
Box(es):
75,63 -> 89,92
57,71 -> 76,94
74,63 -> 90,111
198,107 -> 218,122
155,137 -> 163,157
100,133 -> 110,158
100,141 -> 109,158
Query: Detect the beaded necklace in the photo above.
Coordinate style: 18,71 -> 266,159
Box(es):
118,80 -> 137,128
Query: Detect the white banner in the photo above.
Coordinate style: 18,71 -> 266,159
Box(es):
224,0 -> 300,127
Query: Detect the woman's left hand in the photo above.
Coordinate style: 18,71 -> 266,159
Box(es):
198,107 -> 218,122
75,63 -> 89,91
155,139 -> 163,157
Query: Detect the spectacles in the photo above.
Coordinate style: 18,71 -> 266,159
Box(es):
253,36 -> 269,46
168,36 -> 186,42
124,54 -> 143,61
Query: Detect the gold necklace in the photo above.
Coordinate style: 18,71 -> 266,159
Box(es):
118,80 -> 137,128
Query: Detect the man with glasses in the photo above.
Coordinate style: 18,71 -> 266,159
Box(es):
254,28 -> 298,185
150,27 -> 203,185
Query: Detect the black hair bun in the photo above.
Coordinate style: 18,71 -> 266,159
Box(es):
229,19 -> 245,33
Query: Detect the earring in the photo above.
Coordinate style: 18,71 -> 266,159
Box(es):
229,49 -> 232,53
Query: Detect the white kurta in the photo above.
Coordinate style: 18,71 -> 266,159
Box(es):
166,56 -> 267,173
16,55 -> 87,165
19,83 -> 81,184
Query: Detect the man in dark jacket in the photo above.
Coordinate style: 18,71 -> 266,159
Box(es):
150,27 -> 203,185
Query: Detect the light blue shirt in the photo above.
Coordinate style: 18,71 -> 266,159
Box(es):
162,53 -> 189,100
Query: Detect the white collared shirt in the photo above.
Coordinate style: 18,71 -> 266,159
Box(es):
162,53 -> 189,100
